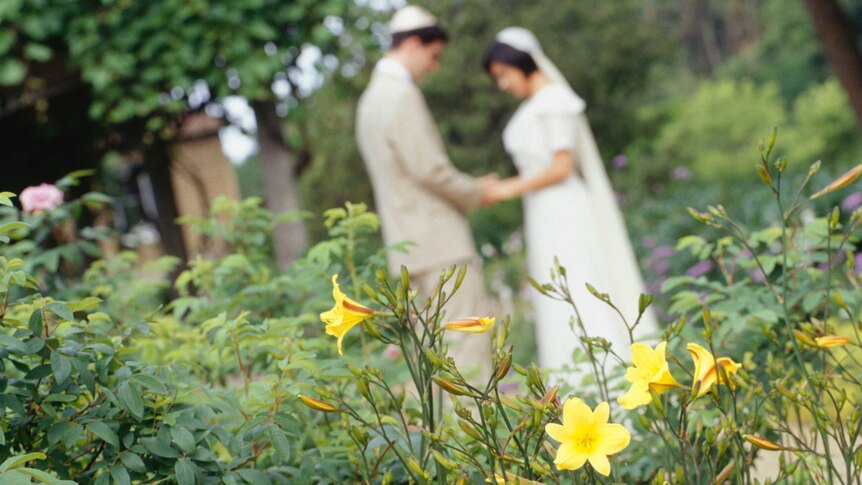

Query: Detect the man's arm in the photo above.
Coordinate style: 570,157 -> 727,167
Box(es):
388,89 -> 482,213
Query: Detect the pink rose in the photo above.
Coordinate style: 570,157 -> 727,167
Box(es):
19,183 -> 64,214
383,345 -> 401,360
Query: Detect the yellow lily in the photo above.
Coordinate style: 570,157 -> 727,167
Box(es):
319,274 -> 374,355
687,343 -> 741,398
618,341 -> 681,410
545,398 -> 631,476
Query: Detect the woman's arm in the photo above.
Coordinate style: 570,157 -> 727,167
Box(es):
489,149 -> 576,201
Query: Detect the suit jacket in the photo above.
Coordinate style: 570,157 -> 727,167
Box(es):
356,70 -> 480,274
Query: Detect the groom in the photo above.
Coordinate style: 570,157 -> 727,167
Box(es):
355,5 -> 494,381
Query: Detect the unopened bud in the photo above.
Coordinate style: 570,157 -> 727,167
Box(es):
743,434 -> 787,451
298,394 -> 340,413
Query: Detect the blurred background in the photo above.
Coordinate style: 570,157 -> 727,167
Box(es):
2,0 -> 862,334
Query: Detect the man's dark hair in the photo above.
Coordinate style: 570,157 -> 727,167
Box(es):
483,41 -> 538,75
391,25 -> 449,49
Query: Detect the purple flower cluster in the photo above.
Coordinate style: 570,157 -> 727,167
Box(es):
842,192 -> 862,212
686,260 -> 714,278
612,154 -> 628,169
646,244 -> 675,294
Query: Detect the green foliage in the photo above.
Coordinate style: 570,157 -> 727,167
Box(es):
0,198 -> 231,483
782,79 -> 862,165
653,79 -> 786,182
717,0 -> 829,101
1,0 -> 355,129
0,184 -> 388,483
0,452 -> 75,484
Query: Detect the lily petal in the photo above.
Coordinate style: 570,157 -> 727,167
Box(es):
588,453 -> 611,476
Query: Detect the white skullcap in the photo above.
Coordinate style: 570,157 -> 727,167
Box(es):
389,5 -> 439,34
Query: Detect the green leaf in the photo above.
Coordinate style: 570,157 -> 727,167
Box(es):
174,459 -> 196,485
0,452 -> 46,472
28,310 -> 43,336
69,297 -> 102,312
18,466 -> 77,484
131,374 -> 168,395
0,470 -> 32,485
88,422 -> 119,448
24,43 -> 53,62
46,301 -> 74,322
119,452 -> 146,473
118,383 -> 145,420
0,335 -> 30,355
25,364 -> 53,381
142,437 -> 180,458
110,463 -> 131,485
269,426 -> 291,463
94,471 -> 110,485
0,31 -> 15,56
0,222 -> 28,234
71,358 -> 95,394
0,59 -> 26,86
55,170 -> 95,188
50,352 -> 72,384
171,426 -> 196,454
238,468 -> 271,484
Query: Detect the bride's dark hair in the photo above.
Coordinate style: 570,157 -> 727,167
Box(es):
483,41 -> 538,75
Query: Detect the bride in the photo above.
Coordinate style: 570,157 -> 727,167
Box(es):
483,27 -> 659,378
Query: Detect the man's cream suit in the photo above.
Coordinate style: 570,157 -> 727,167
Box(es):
356,67 -> 491,381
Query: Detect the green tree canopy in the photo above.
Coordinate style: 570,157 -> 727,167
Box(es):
1,0 -> 350,131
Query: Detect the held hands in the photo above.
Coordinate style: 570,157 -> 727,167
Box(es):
479,173 -> 522,207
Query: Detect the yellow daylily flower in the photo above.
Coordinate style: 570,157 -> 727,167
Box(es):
319,274 -> 374,355
687,343 -> 741,398
545,398 -> 631,476
443,316 -> 495,333
815,335 -> 851,349
618,341 -> 681,410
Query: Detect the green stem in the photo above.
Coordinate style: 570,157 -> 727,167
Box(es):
775,172 -> 836,484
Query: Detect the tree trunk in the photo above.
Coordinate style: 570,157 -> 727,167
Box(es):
803,0 -> 862,133
251,100 -> 308,270
143,142 -> 188,263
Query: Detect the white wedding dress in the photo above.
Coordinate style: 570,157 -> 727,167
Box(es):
502,84 -> 659,378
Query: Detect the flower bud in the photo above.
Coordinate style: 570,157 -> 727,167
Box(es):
811,164 -> 862,200
458,420 -> 484,441
433,376 -> 471,396
743,434 -> 787,451
815,335 -> 851,349
792,329 -> 816,347
756,164 -> 773,188
495,351 -> 513,382
298,394 -> 340,413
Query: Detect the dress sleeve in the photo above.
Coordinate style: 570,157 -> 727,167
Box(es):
539,112 -> 578,153
535,86 -> 584,154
